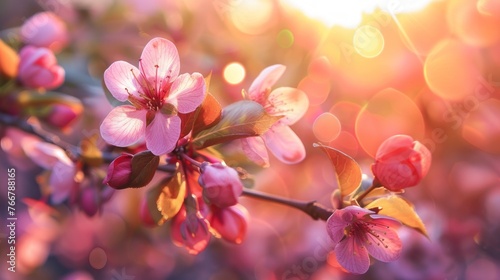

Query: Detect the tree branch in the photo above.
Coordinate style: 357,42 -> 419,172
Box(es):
242,188 -> 334,221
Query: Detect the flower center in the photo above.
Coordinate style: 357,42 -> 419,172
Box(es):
126,60 -> 173,112
344,218 -> 391,249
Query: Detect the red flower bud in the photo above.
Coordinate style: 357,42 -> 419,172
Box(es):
198,162 -> 243,208
371,135 -> 431,191
20,12 -> 68,52
209,204 -> 249,244
171,208 -> 211,255
103,154 -> 133,189
18,46 -> 65,90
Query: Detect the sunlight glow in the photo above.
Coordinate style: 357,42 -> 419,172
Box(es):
283,0 -> 435,28
223,62 -> 246,85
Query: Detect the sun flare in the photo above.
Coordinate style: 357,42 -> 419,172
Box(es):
282,0 -> 435,28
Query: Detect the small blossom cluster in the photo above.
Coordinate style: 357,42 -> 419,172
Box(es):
324,134 -> 432,274
0,12 -> 80,130
99,37 -> 309,254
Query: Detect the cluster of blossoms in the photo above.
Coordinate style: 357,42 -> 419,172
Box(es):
325,134 -> 431,273
100,37 -> 309,253
0,13 -> 433,275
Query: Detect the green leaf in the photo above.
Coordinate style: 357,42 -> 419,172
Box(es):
365,195 -> 428,237
156,170 -> 186,220
127,151 -> 160,188
314,143 -> 362,197
192,100 -> 281,149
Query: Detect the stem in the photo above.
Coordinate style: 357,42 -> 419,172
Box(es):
242,188 -> 334,221
180,153 -> 202,168
1,112 -> 182,174
354,184 -> 376,203
0,112 -> 71,149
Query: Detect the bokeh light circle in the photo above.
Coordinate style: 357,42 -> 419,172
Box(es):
223,62 -> 246,85
353,25 -> 385,58
462,98 -> 500,154
313,112 -> 341,142
230,0 -> 274,35
89,247 -> 107,269
424,39 -> 481,100
355,88 -> 425,157
277,29 -> 294,48
297,76 -> 330,106
447,0 -> 500,47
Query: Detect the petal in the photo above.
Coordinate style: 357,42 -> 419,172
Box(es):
104,61 -> 141,102
263,125 -> 305,164
266,87 -> 309,125
49,161 -> 77,204
363,220 -> 402,262
375,134 -> 414,159
166,73 -> 206,113
334,237 -> 370,274
248,64 -> 286,103
24,142 -> 72,169
344,205 -> 376,219
145,113 -> 181,155
140,37 -> 180,83
241,137 -> 270,167
100,105 -> 146,147
326,210 -> 348,244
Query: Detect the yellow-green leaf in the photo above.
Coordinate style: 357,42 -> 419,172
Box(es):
80,134 -> 103,167
314,143 -> 362,197
365,195 -> 428,237
145,174 -> 175,226
156,171 -> 186,221
192,100 -> 281,149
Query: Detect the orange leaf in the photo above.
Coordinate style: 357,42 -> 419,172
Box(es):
0,39 -> 19,78
314,143 -> 362,197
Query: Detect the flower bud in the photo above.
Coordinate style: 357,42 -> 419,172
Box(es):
171,208 -> 211,255
20,12 -> 68,52
371,135 -> 431,191
209,204 -> 249,244
79,184 -> 114,217
39,103 -> 82,129
103,154 -> 133,189
18,46 -> 65,90
198,162 -> 243,208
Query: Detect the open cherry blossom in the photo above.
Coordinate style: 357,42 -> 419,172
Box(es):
100,37 -> 206,155
241,64 -> 309,166
326,206 -> 402,274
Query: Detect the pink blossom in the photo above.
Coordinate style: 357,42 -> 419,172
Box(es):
208,204 -> 249,244
18,46 -> 65,90
20,12 -> 68,52
326,206 -> 402,274
24,142 -> 78,204
241,64 -> 308,166
198,162 -> 243,208
100,37 -> 206,155
371,135 -> 431,191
